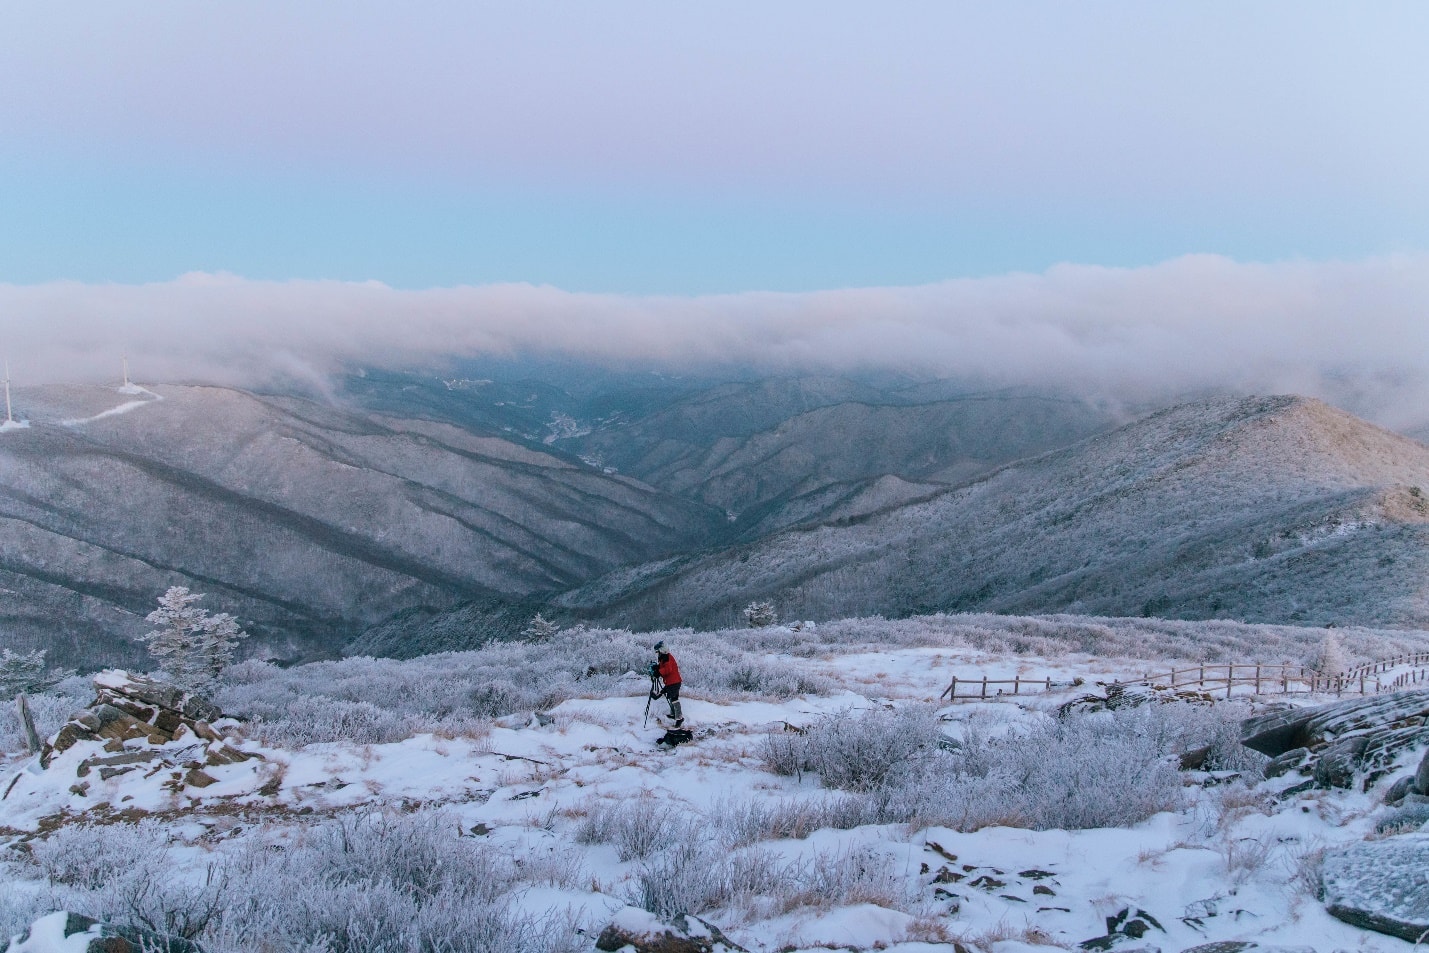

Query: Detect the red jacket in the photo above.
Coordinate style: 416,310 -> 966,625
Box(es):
657,654 -> 681,686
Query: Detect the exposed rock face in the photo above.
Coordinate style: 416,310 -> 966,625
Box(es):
38,670 -> 256,784
594,908 -> 747,953
5,911 -> 205,953
1060,682 -> 1216,717
1241,690 -> 1429,789
1322,834 -> 1429,942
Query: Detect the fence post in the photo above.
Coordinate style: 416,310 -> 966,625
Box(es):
981,676 -> 987,699
1045,677 -> 1052,692
1254,664 -> 1261,695
1014,675 -> 1020,695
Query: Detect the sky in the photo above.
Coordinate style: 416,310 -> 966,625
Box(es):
2,2 -> 1429,423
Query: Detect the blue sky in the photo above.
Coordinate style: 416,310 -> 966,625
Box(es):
3,2 -> 1427,293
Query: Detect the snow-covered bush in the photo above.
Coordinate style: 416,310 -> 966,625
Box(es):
0,675 -> 90,756
706,794 -> 882,846
0,648 -> 73,700
576,796 -> 682,861
759,701 -> 1246,832
761,706 -> 939,792
14,811 -> 585,953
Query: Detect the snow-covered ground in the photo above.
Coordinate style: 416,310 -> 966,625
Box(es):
3,618 -> 1426,952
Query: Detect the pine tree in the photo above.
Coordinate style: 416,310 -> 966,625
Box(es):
1311,629 -> 1349,676
138,587 -> 250,692
743,601 -> 778,628
520,613 -> 560,641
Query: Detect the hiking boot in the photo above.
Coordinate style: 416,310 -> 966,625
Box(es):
674,718 -> 684,728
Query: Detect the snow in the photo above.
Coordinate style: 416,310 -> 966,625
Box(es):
0,419 -> 29,432
4,631 -> 1428,951
3,912 -> 97,953
59,385 -> 163,426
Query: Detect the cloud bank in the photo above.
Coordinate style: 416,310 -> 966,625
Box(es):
3,254 -> 1428,431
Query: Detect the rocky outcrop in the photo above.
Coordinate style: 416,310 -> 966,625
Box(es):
1322,834 -> 1429,943
5,911 -> 205,953
1240,690 -> 1429,790
1059,682 -> 1216,717
34,670 -> 257,791
595,908 -> 747,953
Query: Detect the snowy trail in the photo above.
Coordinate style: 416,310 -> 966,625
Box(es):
60,385 -> 163,426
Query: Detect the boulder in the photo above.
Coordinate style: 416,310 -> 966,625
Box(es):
1080,907 -> 1165,950
1262,747 -> 1309,780
1321,834 -> 1429,942
1241,691 -> 1429,757
1177,945 -> 1314,953
1417,748 -> 1429,794
92,670 -> 221,723
5,911 -> 206,953
1312,735 -> 1370,789
594,908 -> 747,953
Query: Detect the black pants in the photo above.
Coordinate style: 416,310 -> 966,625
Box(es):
660,683 -> 682,720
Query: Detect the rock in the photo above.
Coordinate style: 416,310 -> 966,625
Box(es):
1179,746 -> 1212,771
6,911 -> 206,953
1417,748 -> 1429,795
1321,834 -> 1429,942
1385,775 -> 1417,804
594,907 -> 747,953
1242,691 -> 1429,757
77,751 -> 162,778
93,670 -> 221,723
1262,747 -> 1309,780
1178,945 -> 1315,953
1312,735 -> 1370,789
1358,724 -> 1429,788
1374,801 -> 1429,834
71,710 -> 101,731
185,767 -> 218,788
1081,907 -> 1166,950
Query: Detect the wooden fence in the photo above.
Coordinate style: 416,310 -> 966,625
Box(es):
938,657 -> 1429,702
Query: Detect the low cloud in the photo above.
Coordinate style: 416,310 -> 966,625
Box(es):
3,254 -> 1428,431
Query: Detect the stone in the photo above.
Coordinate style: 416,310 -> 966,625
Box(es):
594,908 -> 747,953
1417,748 -> 1429,795
185,767 -> 218,788
1242,690 -> 1429,757
1373,801 -> 1429,834
6,911 -> 207,953
1385,775 -> 1417,804
77,751 -> 161,778
1262,747 -> 1309,779
1358,725 -> 1429,788
1178,945 -> 1315,953
93,670 -> 221,723
71,710 -> 101,731
1312,735 -> 1370,789
1081,908 -> 1166,951
1321,833 -> 1429,942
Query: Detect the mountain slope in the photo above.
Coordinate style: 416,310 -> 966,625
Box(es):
0,384 -> 722,666
567,382 -> 1119,519
555,395 -> 1429,630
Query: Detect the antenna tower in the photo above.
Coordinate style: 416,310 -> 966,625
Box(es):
3,361 -> 12,424
123,354 -> 131,388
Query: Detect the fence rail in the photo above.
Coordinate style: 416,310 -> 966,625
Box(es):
938,658 -> 1429,702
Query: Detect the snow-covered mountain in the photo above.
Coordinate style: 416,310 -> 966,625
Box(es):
555,395 -> 1429,631
0,384 -> 723,667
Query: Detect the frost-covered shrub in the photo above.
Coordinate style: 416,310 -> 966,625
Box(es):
707,794 -> 883,846
762,706 -> 939,792
244,695 -> 418,746
576,796 -> 681,861
0,679 -> 89,756
757,702 -> 1239,832
24,820 -> 225,939
12,811 -> 584,953
893,706 -> 1190,830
